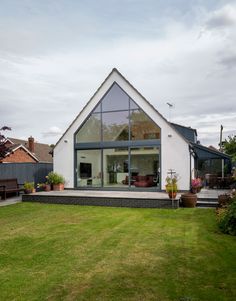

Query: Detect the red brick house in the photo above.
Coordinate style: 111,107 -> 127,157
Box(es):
0,137 -> 53,163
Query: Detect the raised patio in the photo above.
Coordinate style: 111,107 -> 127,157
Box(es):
21,188 -> 229,208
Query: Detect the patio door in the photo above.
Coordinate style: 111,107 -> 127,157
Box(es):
130,147 -> 160,189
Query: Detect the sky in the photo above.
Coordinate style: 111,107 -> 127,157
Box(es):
0,0 -> 235,147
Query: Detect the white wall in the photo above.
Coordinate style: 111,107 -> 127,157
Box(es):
54,69 -> 191,190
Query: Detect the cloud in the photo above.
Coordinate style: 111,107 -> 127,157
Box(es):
42,126 -> 63,138
0,1 -> 235,148
205,4 -> 236,29
218,51 -> 236,69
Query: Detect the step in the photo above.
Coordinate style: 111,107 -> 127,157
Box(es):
197,200 -> 218,208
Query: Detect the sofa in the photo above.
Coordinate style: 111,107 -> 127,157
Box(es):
122,175 -> 155,187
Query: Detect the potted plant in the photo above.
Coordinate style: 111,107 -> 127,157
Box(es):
36,183 -> 44,192
23,182 -> 35,194
191,178 -> 202,194
46,172 -> 65,191
165,175 -> 178,199
44,182 -> 51,192
36,183 -> 51,192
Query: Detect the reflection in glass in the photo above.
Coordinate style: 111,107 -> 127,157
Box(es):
103,148 -> 129,187
75,113 -> 101,143
130,110 -> 161,140
103,111 -> 129,141
76,150 -> 101,187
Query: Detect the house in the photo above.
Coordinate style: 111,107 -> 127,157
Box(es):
0,137 -> 53,163
54,68 -> 231,191
54,68 -> 196,191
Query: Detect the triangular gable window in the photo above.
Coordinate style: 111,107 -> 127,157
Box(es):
75,83 -> 161,143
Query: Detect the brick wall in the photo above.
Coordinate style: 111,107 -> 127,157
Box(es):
1,148 -> 37,163
22,194 -> 179,208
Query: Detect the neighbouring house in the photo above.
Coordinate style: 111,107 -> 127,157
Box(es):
53,68 -> 231,191
0,136 -> 53,163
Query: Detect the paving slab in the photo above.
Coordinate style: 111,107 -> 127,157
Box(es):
0,196 -> 22,207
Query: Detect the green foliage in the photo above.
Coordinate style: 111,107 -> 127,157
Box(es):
23,182 -> 34,190
46,171 -> 65,184
222,135 -> 236,163
218,197 -> 236,236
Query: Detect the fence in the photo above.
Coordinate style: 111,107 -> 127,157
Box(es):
0,163 -> 53,184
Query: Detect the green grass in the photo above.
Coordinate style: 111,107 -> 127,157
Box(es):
0,203 -> 235,301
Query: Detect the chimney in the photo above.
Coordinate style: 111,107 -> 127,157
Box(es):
28,136 -> 35,153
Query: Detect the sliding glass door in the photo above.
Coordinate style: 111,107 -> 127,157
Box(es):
76,147 -> 160,189
103,148 -> 129,187
76,150 -> 102,187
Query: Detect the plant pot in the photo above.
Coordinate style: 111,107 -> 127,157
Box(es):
44,184 -> 51,192
24,189 -> 34,194
168,191 -> 177,199
191,187 -> 198,194
53,183 -> 64,191
181,193 -> 197,208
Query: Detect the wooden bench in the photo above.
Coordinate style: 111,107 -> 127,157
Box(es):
0,178 -> 23,200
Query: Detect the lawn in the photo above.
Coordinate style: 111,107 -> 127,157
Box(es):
0,203 -> 235,301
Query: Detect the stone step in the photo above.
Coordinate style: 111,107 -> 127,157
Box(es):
197,200 -> 218,208
198,198 -> 218,203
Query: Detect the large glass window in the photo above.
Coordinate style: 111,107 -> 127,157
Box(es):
130,110 -> 161,140
75,84 -> 161,143
103,111 -> 129,141
103,148 -> 129,187
75,113 -> 101,143
102,83 -> 129,111
130,147 -> 160,189
76,150 -> 101,187
75,83 -> 162,189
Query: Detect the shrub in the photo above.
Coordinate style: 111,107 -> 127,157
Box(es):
218,197 -> 236,236
46,172 -> 65,185
23,182 -> 34,190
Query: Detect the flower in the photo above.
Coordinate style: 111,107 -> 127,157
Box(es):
191,178 -> 202,188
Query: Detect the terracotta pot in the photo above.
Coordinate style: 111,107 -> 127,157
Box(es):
44,184 -> 51,192
53,183 -> 64,191
168,191 -> 177,199
24,189 -> 34,194
181,193 -> 197,208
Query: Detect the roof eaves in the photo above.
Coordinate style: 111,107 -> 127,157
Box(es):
171,122 -> 198,136
191,142 -> 231,159
11,144 -> 40,162
54,68 -> 117,148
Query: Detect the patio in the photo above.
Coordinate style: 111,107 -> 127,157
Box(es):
21,188 -> 230,208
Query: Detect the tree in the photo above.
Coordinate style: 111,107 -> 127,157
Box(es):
222,135 -> 236,163
0,126 -> 11,158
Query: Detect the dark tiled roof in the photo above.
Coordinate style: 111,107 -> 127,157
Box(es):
8,138 -> 53,163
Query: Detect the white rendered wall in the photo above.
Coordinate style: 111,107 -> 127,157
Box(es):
54,69 -> 191,190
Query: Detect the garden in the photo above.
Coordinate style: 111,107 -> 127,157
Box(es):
0,203 -> 235,301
